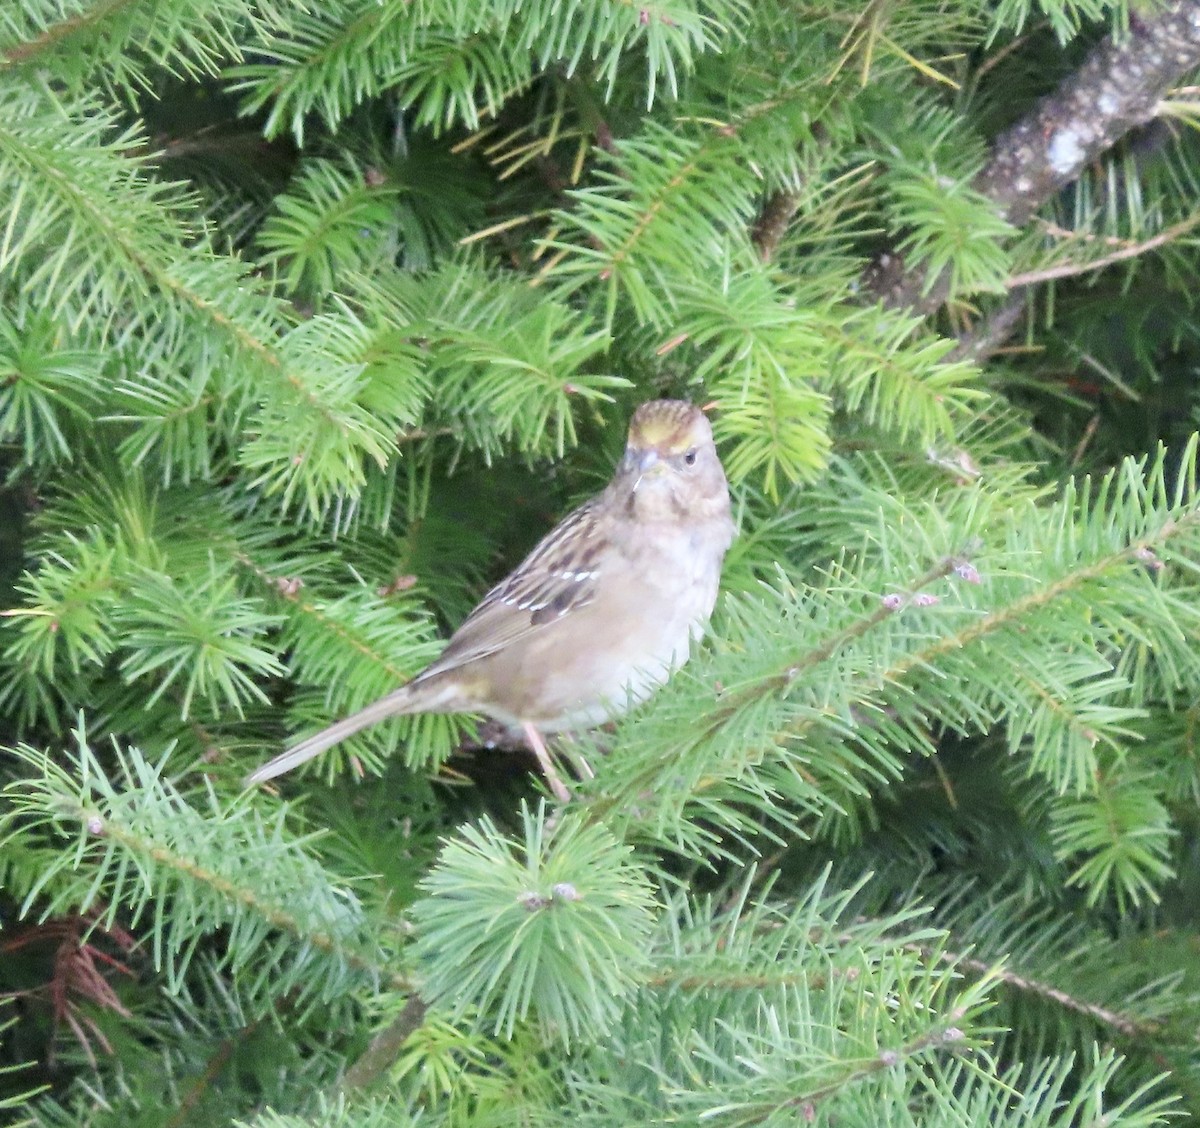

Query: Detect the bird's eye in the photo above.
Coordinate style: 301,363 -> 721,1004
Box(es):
683,449 -> 698,466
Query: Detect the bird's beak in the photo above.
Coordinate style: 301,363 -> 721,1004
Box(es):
631,449 -> 661,493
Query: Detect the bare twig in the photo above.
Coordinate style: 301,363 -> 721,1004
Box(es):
946,287 -> 1029,364
942,950 -> 1153,1038
338,994 -> 428,1093
1071,413 -> 1102,466
1006,209 -> 1200,287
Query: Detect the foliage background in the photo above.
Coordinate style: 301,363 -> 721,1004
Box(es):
3,0 -> 1200,1125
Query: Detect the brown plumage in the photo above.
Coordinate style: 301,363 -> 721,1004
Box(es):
247,400 -> 734,798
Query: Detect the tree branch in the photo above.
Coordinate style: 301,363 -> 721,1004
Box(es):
752,189 -> 800,263
338,995 -> 428,1092
945,288 -> 1029,365
1005,208 -> 1200,287
875,1 -> 1200,314
0,0 -> 133,65
978,3 -> 1200,227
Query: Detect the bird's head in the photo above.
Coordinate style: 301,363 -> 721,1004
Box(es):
614,400 -> 730,521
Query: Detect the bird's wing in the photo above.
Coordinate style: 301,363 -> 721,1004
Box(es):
246,499 -> 612,786
412,498 -> 608,684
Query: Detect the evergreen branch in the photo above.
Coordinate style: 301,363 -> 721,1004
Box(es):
152,263 -> 279,372
817,311 -> 984,439
0,90 -> 287,388
0,99 -> 177,293
229,3 -> 394,140
538,122 -> 761,325
235,0 -> 738,142
257,158 -> 402,297
710,556 -> 960,727
588,444 -> 1200,874
610,152 -> 707,275
5,2 -> 1200,1118
352,258 -> 626,462
759,1025 -> 971,1126
1009,665 -> 1107,750
341,865 -> 934,1095
282,601 -> 427,691
1,737 -> 411,1001
163,1012 -> 269,1128
232,545 -> 467,773
94,821 -> 407,989
892,881 -> 1200,1089
886,512 -> 1199,683
1,0 -> 134,66
945,950 -> 1152,1039
582,556 -> 957,827
235,552 -> 417,685
411,804 -> 658,1047
646,967 -> 841,991
539,63 -> 843,323
1,0 -> 252,91
1052,768 -> 1177,908
0,89 -> 386,475
630,880 -> 997,1128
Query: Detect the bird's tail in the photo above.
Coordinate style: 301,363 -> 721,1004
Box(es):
245,685 -> 421,786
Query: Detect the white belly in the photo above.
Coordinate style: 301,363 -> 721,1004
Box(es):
535,521 -> 725,731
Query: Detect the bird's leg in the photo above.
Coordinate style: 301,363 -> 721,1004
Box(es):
520,721 -> 572,803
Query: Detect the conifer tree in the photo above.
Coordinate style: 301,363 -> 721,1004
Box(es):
3,1 -> 1200,1124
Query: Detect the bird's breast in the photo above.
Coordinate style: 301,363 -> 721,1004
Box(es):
468,512 -> 730,733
